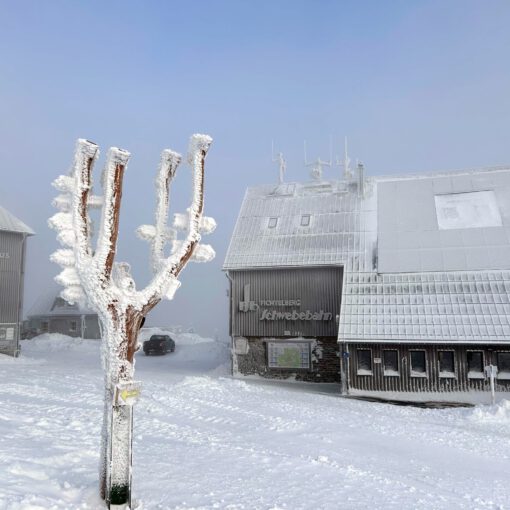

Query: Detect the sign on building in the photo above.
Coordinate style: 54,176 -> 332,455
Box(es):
231,267 -> 342,337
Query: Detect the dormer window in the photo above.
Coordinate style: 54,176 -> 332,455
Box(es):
268,217 -> 278,228
300,214 -> 311,227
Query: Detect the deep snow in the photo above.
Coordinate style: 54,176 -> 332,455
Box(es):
1,332 -> 509,509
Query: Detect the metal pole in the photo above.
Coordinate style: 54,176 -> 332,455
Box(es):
490,365 -> 496,405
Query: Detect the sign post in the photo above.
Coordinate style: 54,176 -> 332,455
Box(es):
485,365 -> 498,405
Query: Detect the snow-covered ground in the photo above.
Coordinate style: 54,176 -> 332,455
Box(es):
1,333 -> 510,509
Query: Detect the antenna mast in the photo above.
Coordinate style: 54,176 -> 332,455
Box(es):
303,138 -> 332,181
272,140 -> 286,184
336,136 -> 352,179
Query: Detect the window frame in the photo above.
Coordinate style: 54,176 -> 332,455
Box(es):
300,214 -> 311,227
409,350 -> 427,378
383,349 -> 399,377
496,351 -> 510,380
41,321 -> 49,333
467,350 -> 485,379
69,320 -> 78,333
438,350 -> 456,378
268,217 -> 278,229
356,348 -> 373,376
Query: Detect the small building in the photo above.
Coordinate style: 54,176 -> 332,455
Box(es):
225,164 -> 510,401
0,205 -> 34,356
25,288 -> 101,339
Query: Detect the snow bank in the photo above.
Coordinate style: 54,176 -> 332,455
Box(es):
21,333 -> 98,354
468,400 -> 510,425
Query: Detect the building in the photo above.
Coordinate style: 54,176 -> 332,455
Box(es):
223,180 -> 352,382
224,165 -> 510,400
25,287 -> 101,339
0,205 -> 34,356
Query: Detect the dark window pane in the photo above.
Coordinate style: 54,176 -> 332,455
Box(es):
410,351 -> 426,373
467,351 -> 483,373
497,352 -> 510,373
439,351 -> 455,373
383,350 -> 398,372
357,350 -> 372,372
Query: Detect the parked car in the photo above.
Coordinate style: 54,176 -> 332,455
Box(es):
143,334 -> 175,355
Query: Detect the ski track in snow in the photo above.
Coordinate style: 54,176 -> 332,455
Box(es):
0,334 -> 509,509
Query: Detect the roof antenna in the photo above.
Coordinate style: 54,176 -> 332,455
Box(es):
271,140 -> 286,184
357,159 -> 365,197
336,136 -> 352,179
304,137 -> 332,181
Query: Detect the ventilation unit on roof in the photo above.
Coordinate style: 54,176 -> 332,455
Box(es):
269,183 -> 296,196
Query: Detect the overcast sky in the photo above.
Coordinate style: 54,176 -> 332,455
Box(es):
1,0 -> 510,338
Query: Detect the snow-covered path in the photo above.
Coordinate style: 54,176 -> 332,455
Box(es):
1,334 -> 509,509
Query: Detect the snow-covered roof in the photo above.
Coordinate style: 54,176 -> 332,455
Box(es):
225,165 -> 510,345
223,179 -> 377,271
377,167 -> 510,273
0,205 -> 34,235
27,286 -> 97,318
339,270 -> 510,344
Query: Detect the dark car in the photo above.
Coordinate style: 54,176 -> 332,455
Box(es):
143,334 -> 175,355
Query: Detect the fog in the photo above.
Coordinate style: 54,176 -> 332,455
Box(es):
1,1 -> 509,340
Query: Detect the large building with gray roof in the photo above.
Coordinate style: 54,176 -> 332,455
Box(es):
0,205 -> 34,356
224,165 -> 510,401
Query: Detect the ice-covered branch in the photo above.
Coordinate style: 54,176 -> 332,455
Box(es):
93,147 -> 130,284
72,139 -> 100,263
173,210 -> 217,234
135,150 -> 182,274
150,149 -> 181,272
138,134 -> 213,313
49,139 -> 99,304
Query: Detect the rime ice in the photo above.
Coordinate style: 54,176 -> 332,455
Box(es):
48,135 -> 215,507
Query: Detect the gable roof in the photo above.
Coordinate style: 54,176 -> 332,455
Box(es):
0,205 -> 34,235
223,179 -> 376,271
27,286 -> 97,318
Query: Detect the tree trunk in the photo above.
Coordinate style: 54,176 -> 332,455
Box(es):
98,314 -> 139,508
99,385 -> 111,500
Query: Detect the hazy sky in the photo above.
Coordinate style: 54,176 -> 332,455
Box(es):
1,1 -> 509,338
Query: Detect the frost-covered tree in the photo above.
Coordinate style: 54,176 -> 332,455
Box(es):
49,135 -> 215,508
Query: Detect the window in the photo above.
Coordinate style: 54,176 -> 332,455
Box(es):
267,341 -> 310,369
410,350 -> 427,377
41,321 -> 49,333
69,321 -> 77,333
467,351 -> 484,379
300,214 -> 311,227
497,352 -> 510,380
438,351 -> 455,378
357,349 -> 372,375
383,350 -> 399,376
268,217 -> 278,228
